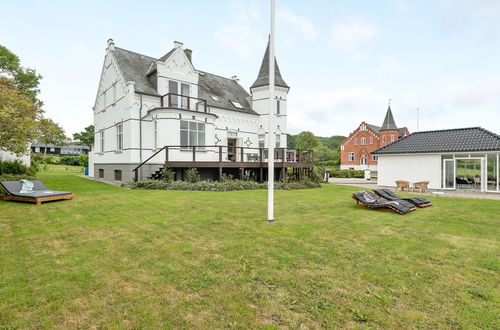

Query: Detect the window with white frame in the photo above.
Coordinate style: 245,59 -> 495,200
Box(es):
361,138 -> 366,145
382,136 -> 386,143
258,134 -> 265,149
369,137 -> 373,145
116,123 -> 123,151
354,138 -> 358,145
360,157 -> 367,165
154,120 -> 158,150
372,155 -> 378,161
276,134 -> 281,148
180,120 -> 205,150
348,152 -> 355,162
100,130 -> 105,152
341,145 -> 345,151
390,135 -> 395,142
276,99 -> 280,115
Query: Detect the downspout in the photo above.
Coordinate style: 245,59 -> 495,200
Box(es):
139,93 -> 143,180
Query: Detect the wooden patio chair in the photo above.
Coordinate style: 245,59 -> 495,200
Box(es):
395,180 -> 410,191
413,181 -> 430,193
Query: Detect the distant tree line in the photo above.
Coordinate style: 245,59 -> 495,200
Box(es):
287,131 -> 346,165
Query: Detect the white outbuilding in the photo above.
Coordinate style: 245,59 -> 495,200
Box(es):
373,127 -> 500,193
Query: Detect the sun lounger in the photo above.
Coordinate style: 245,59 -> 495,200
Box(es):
352,191 -> 416,215
373,188 -> 432,208
0,180 -> 74,205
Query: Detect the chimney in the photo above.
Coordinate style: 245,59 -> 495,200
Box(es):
107,38 -> 115,51
184,49 -> 192,62
174,41 -> 183,49
231,75 -> 240,83
106,38 -> 115,50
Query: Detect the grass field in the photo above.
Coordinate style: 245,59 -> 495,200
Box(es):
0,173 -> 498,328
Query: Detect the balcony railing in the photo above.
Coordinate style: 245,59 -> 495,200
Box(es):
160,93 -> 208,113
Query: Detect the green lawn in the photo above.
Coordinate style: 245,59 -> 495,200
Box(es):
0,173 -> 498,328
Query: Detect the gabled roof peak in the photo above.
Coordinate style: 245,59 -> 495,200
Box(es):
251,39 -> 289,89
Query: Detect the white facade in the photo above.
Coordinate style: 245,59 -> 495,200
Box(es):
378,152 -> 500,193
378,154 -> 442,189
90,40 -> 289,182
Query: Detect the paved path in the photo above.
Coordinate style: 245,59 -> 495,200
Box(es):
328,178 -> 500,201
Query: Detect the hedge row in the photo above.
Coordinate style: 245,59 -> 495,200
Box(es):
128,179 -> 321,191
328,168 -> 364,178
0,160 -> 37,176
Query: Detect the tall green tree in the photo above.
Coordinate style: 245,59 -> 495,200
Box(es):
73,125 -> 94,148
0,45 -> 43,107
0,45 -> 44,155
38,118 -> 69,155
295,131 -> 319,150
0,78 -> 41,155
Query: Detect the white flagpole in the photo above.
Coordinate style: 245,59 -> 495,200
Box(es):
267,0 -> 276,221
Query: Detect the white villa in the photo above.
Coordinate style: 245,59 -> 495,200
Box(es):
89,39 -> 313,183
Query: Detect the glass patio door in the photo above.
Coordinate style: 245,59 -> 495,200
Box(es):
443,159 -> 455,189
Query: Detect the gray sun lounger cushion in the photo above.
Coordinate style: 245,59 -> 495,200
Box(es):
374,189 -> 432,207
352,191 -> 416,215
0,180 -> 72,198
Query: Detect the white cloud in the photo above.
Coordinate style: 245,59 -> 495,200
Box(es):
378,56 -> 407,78
277,9 -> 318,42
330,22 -> 377,49
439,77 -> 500,107
287,87 -> 388,136
214,2 -> 264,57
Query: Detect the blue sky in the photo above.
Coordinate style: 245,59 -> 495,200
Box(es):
1,0 -> 499,137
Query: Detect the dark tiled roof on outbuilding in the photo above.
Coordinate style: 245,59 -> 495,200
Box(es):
373,127 -> 500,155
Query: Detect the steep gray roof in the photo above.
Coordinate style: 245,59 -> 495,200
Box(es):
198,71 -> 255,114
251,40 -> 289,89
373,127 -> 500,155
113,47 -> 158,95
380,105 -> 398,130
112,47 -> 256,114
367,124 -> 381,133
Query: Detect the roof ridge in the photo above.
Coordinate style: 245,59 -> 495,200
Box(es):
114,47 -> 158,60
411,126 -> 484,134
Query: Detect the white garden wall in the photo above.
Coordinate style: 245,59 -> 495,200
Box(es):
377,154 -> 442,189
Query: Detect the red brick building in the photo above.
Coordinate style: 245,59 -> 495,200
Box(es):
340,105 -> 409,170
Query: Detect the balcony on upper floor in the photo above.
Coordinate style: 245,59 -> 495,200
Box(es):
160,93 -> 208,113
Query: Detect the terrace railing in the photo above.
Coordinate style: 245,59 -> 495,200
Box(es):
132,145 -> 314,182
160,93 -> 208,113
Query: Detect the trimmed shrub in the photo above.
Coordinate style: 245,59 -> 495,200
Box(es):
162,168 -> 175,183
0,160 -> 37,176
328,168 -> 364,178
78,154 -> 89,167
60,156 -> 81,166
128,179 -> 321,191
186,168 -> 201,183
